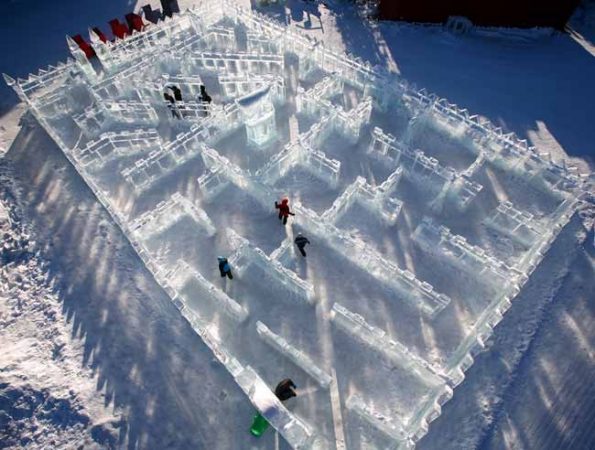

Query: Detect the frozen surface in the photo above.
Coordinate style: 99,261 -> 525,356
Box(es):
2,1 -> 593,449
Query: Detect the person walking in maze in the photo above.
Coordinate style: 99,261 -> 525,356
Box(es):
169,85 -> 183,102
294,233 -> 310,257
199,85 -> 212,116
275,198 -> 295,225
199,85 -> 212,104
163,91 -> 182,120
274,378 -> 297,402
250,378 -> 297,436
218,256 -> 233,279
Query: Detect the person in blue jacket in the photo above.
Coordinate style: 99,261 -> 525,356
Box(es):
218,256 -> 233,279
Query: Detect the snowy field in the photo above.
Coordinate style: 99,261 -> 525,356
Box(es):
1,1 -> 594,449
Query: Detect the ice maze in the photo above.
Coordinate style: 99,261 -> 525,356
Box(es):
5,2 -> 588,448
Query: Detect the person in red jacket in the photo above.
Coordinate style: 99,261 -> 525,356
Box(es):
275,198 -> 295,225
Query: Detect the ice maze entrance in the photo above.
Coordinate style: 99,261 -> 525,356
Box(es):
5,2 -> 588,448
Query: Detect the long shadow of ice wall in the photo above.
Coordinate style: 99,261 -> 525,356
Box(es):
4,119 -> 284,449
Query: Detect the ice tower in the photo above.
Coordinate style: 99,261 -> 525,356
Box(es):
237,85 -> 276,148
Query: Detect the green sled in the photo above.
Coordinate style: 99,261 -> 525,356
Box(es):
250,413 -> 270,437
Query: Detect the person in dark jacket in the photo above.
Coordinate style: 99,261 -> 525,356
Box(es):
163,92 -> 175,104
218,256 -> 233,279
294,233 -> 310,257
275,198 -> 295,225
170,85 -> 183,101
198,85 -> 212,117
199,85 -> 212,103
274,378 -> 297,402
164,91 -> 181,119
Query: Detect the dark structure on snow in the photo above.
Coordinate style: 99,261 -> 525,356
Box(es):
378,0 -> 581,29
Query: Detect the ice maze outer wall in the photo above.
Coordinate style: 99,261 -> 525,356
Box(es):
4,2 -> 589,448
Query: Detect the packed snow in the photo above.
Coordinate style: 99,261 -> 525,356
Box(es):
1,1 -> 594,449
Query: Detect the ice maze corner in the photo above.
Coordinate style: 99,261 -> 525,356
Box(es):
6,1 -> 590,448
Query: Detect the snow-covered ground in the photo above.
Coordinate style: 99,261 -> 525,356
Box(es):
1,1 -> 594,449
0,167 -> 123,449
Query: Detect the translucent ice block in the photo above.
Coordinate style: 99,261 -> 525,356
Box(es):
130,192 -> 216,237
484,201 -> 545,248
219,73 -> 284,102
189,51 -> 283,75
322,176 -> 402,226
174,260 -> 249,323
369,126 -> 483,208
227,229 -> 315,304
412,217 -> 521,287
236,85 -> 277,148
72,128 -> 161,168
